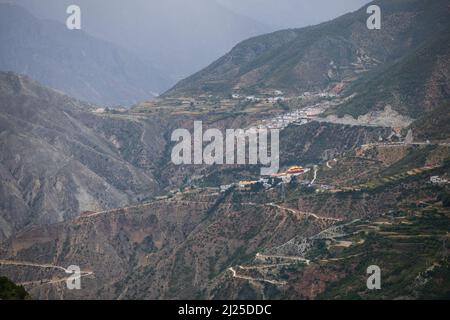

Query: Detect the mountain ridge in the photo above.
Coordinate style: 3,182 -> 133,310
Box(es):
0,71 -> 167,240
0,3 -> 170,106
165,0 -> 450,105
6,0 -> 272,81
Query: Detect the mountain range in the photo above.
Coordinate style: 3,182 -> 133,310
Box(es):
5,0 -> 272,81
0,3 -> 171,106
166,0 -> 450,118
0,71 -> 168,240
216,0 -> 370,29
0,0 -> 449,300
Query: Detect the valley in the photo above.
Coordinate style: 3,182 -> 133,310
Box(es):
0,124 -> 448,299
0,0 -> 449,300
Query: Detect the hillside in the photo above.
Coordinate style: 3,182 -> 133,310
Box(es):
0,276 -> 29,299
0,72 -> 168,240
165,0 -> 450,102
7,0 -> 271,81
0,144 -> 448,299
0,3 -> 170,106
0,0 -> 449,301
325,32 -> 450,118
411,102 -> 450,141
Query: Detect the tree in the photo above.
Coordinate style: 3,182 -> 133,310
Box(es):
440,192 -> 450,207
0,277 -> 30,300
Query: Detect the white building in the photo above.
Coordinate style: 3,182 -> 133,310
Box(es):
430,176 -> 448,185
93,108 -> 106,113
220,184 -> 234,192
274,90 -> 284,96
246,96 -> 260,102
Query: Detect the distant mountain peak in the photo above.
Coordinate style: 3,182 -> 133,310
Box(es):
0,3 -> 170,106
165,0 -> 450,103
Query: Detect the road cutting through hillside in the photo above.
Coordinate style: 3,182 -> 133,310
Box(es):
326,159 -> 337,169
255,253 -> 310,264
0,259 -> 94,287
237,263 -> 302,270
265,203 -> 342,222
228,254 -> 310,286
77,199 -> 214,219
18,271 -> 94,287
310,165 -> 318,185
228,267 -> 287,286
0,259 -> 69,272
363,141 -> 450,148
318,253 -> 364,263
76,199 -> 342,225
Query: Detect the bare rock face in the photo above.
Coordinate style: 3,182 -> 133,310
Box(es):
321,105 -> 414,128
0,72 -> 166,240
0,3 -> 171,106
1,0 -> 450,301
0,189 -> 328,300
165,0 -> 450,100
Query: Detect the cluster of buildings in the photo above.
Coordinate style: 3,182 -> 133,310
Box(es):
254,105 -> 326,130
430,176 -> 449,185
231,90 -> 286,103
268,166 -> 308,184
220,166 -> 309,192
271,165 -> 305,176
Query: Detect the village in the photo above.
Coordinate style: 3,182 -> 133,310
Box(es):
151,164 -> 312,202
92,86 -> 448,204
129,87 -> 341,119
222,165 -> 311,192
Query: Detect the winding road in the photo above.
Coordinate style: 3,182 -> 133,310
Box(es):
0,259 -> 94,287
228,267 -> 287,286
266,203 -> 341,222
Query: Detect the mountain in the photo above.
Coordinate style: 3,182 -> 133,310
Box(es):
0,276 -> 29,299
411,101 -> 450,141
0,71 -> 168,240
6,0 -> 272,81
1,72 -> 448,300
165,0 -> 450,100
1,145 -> 448,299
216,0 -> 370,29
0,0 -> 449,300
325,30 -> 450,118
0,3 -> 170,106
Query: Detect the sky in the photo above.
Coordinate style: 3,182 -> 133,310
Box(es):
1,0 -> 372,80
216,0 -> 371,29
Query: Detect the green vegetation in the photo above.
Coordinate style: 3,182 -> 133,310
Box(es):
0,277 -> 29,300
439,192 -> 450,208
327,31 -> 450,119
314,205 -> 450,300
412,102 -> 450,141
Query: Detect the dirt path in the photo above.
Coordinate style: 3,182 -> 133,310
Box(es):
228,267 -> 287,286
78,199 -> 213,219
18,271 -> 94,286
318,253 -> 363,263
0,259 -> 94,287
255,253 -> 310,264
0,259 -> 69,272
266,203 -> 341,222
310,165 -> 318,185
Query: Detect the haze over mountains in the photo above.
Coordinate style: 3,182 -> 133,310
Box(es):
217,0 -> 370,29
5,0 -> 272,81
1,0 -> 376,105
0,3 -> 170,106
0,0 -> 449,300
0,71 -> 164,240
167,0 -> 450,115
